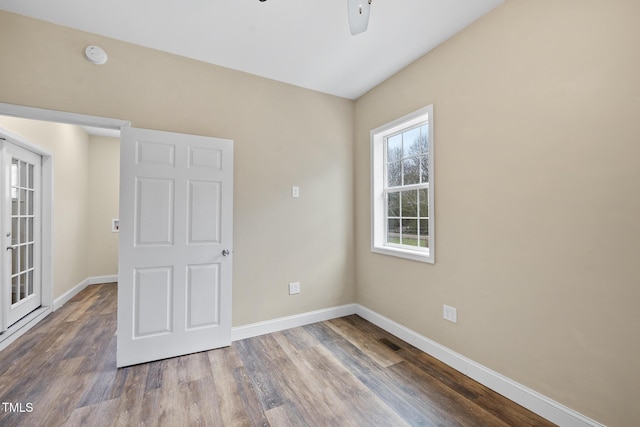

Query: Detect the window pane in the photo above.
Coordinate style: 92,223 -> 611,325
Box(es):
387,219 -> 400,244
403,157 -> 420,185
19,189 -> 27,215
12,192 -> 18,215
20,244 -> 27,272
12,217 -> 18,245
20,217 -> 27,243
387,192 -> 400,217
11,159 -> 18,186
419,189 -> 429,217
20,273 -> 26,299
12,246 -> 19,275
28,190 -> 34,215
28,164 -> 34,189
419,219 -> 429,247
401,190 -> 418,217
12,276 -> 18,304
19,161 -> 27,188
387,161 -> 401,187
420,125 -> 429,153
11,161 -> 19,212
387,134 -> 402,162
403,127 -> 421,158
27,270 -> 33,296
28,243 -> 34,269
420,154 -> 429,183
402,219 -> 418,246
28,218 -> 33,243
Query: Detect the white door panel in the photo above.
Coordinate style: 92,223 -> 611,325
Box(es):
1,140 -> 42,330
117,127 -> 233,367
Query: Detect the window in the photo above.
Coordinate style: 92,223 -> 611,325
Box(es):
371,105 -> 434,263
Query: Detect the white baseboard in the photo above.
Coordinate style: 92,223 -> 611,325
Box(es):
87,274 -> 118,285
2,275 -> 116,351
354,305 -> 605,427
53,278 -> 90,311
0,306 -> 52,351
231,303 -> 603,426
231,304 -> 357,341
53,275 -> 118,311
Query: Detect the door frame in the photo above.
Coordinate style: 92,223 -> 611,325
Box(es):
0,102 -> 129,350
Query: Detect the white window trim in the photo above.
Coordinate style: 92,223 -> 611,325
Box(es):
371,105 -> 434,263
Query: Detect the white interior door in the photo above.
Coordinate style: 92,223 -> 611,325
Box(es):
117,127 -> 233,367
1,140 -> 42,331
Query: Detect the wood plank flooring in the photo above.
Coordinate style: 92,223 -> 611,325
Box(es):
0,283 -> 554,426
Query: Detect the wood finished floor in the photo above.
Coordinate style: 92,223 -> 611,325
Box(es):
0,283 -> 554,426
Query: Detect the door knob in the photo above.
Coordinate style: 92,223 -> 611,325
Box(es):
6,246 -> 17,251
222,249 -> 230,256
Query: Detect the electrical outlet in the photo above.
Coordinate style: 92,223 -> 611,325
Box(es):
289,282 -> 301,295
443,304 -> 457,323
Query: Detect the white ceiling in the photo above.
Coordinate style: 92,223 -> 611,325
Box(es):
0,0 -> 503,100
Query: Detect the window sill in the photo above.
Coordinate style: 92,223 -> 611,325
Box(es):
371,245 -> 434,264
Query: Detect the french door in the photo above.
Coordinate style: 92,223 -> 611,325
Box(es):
1,140 -> 42,331
117,127 -> 233,367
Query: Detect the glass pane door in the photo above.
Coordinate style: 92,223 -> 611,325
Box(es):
10,158 -> 36,306
4,140 -> 41,329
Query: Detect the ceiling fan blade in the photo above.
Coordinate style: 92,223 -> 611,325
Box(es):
347,0 -> 371,35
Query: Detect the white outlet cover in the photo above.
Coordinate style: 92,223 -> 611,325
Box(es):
443,304 -> 457,323
292,186 -> 300,198
289,282 -> 301,295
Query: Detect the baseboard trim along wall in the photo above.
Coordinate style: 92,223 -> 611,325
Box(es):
53,275 -> 118,311
0,306 -> 51,352
354,306 -> 605,427
87,275 -> 118,285
231,304 -> 358,341
2,275 -> 116,352
232,304 -> 604,427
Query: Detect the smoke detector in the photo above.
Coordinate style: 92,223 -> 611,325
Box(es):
84,45 -> 108,65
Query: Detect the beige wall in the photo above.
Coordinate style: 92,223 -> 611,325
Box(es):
0,117 -> 90,299
87,135 -> 119,277
0,10 -> 355,326
354,1 -> 639,426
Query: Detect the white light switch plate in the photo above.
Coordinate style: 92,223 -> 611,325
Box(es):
443,304 -> 457,323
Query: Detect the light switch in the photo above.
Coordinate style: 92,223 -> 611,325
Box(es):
292,186 -> 300,198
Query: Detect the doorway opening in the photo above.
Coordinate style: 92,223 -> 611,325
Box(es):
0,103 -> 235,368
0,103 -> 126,350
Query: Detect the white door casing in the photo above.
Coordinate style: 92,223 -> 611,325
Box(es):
117,127 -> 233,367
1,140 -> 42,330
